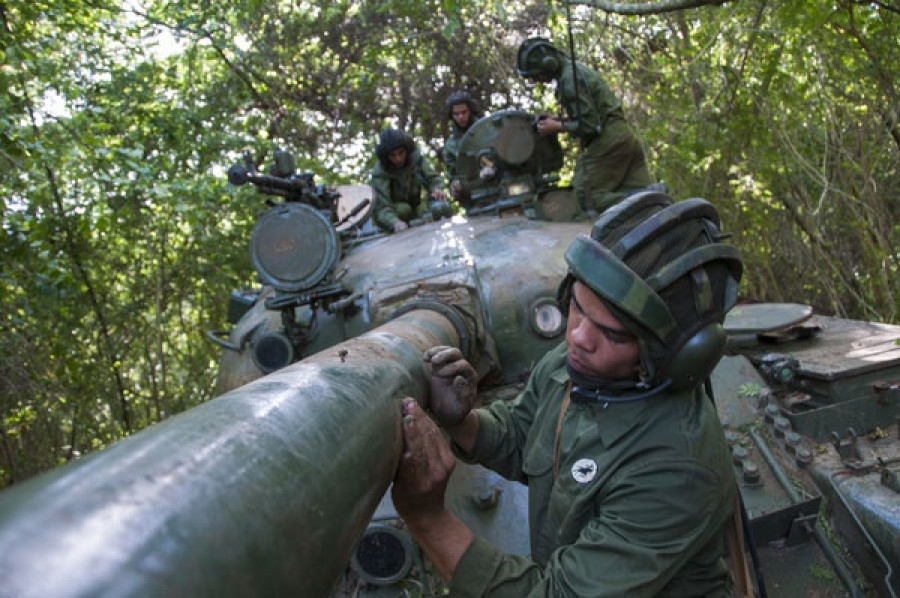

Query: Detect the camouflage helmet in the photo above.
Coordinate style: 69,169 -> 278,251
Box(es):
444,90 -> 482,121
375,128 -> 415,169
561,191 -> 743,392
516,37 -> 563,80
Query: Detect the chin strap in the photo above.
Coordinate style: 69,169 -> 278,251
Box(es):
567,360 -> 672,405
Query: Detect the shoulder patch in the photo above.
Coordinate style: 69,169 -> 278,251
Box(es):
571,458 -> 598,484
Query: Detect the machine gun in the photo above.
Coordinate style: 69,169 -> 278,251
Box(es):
227,149 -> 342,212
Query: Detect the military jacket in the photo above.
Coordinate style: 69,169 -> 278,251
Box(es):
450,341 -> 736,597
370,149 -> 443,231
556,62 -> 625,142
443,129 -> 463,182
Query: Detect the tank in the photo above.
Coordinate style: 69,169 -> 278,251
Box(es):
0,109 -> 897,598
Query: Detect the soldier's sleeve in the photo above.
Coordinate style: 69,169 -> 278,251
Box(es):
450,538 -> 550,598
559,64 -> 605,138
454,342 -> 566,482
416,151 -> 444,193
370,169 -> 399,230
444,137 -> 459,181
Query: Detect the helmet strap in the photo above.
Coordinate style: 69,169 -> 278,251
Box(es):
566,359 -> 672,405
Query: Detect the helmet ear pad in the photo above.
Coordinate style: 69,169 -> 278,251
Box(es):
541,53 -> 561,74
517,37 -> 562,79
661,321 -> 727,391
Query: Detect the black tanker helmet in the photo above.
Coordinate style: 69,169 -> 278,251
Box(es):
558,191 -> 743,401
375,128 -> 416,169
444,90 -> 482,122
516,37 -> 564,80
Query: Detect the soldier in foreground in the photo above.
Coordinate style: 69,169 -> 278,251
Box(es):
392,192 -> 743,595
370,128 -> 451,232
517,37 -> 654,215
443,90 -> 483,204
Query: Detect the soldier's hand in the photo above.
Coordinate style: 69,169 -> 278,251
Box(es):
535,116 -> 562,136
430,188 -> 448,201
423,346 -> 477,427
393,220 -> 409,232
392,398 -> 455,522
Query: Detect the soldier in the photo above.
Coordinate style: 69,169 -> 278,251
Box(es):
371,128 -> 451,233
443,91 -> 483,204
392,192 -> 744,596
517,37 -> 655,215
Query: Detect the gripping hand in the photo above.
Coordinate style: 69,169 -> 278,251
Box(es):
422,346 -> 477,427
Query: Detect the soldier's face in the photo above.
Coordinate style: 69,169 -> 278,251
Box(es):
566,281 -> 641,380
451,104 -> 472,128
388,148 -> 407,168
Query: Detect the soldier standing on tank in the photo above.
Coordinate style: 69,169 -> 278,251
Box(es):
517,37 -> 654,215
392,192 -> 744,596
443,91 -> 483,205
371,128 -> 452,233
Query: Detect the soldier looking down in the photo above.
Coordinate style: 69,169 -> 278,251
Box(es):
517,37 -> 655,215
371,128 -> 451,233
392,192 -> 744,596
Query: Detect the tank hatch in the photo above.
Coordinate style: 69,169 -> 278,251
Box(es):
729,312 -> 900,442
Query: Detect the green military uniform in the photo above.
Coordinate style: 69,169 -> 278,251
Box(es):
450,342 -> 736,597
443,91 -> 482,206
443,130 -> 473,207
371,148 -> 445,232
556,62 -> 653,213
443,131 -> 462,185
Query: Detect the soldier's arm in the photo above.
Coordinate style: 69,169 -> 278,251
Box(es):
370,171 -> 400,230
443,142 -> 458,178
560,64 -> 605,137
392,399 -> 475,582
416,151 -> 444,193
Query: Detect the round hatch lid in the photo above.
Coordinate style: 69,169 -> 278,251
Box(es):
250,203 -> 339,292
494,116 -> 535,166
724,302 -> 813,334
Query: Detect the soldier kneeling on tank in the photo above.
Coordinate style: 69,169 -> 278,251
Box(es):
370,128 -> 452,233
392,192 -> 745,596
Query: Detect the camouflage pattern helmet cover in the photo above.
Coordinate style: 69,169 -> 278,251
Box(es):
563,191 -> 743,390
375,129 -> 416,169
516,37 -> 563,80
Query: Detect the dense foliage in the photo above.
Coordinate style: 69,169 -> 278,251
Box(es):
1,0 -> 898,486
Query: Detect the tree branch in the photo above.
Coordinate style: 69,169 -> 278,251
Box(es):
851,0 -> 900,15
565,0 -> 730,14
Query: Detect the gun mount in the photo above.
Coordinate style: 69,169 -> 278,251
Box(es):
227,149 -> 341,210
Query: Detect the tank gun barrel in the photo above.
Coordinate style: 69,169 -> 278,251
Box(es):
0,309 -> 460,598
